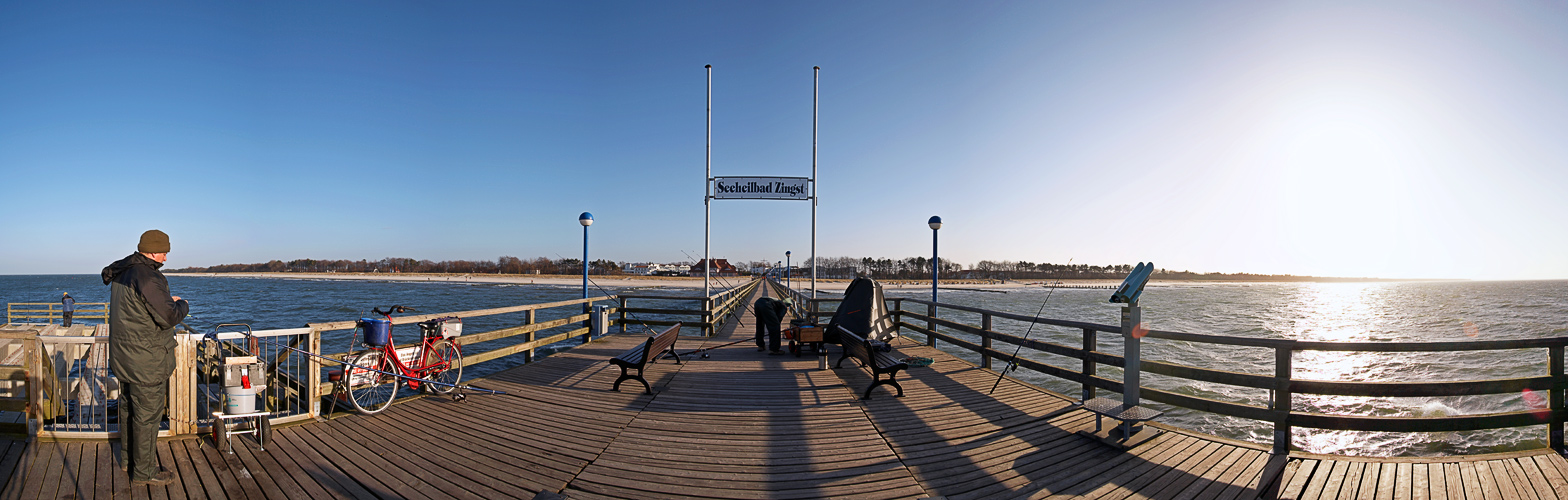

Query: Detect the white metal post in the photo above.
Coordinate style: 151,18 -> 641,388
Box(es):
810,65 -> 818,300
705,64 -> 712,298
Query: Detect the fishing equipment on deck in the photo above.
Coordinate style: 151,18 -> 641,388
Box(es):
989,258 -> 1072,395
823,277 -> 896,345
203,323 -> 273,454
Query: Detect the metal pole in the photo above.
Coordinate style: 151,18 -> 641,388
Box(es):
1123,304 -> 1142,408
921,230 -> 934,300
579,211 -> 594,342
786,251 -> 791,290
810,65 -> 818,300
705,64 -> 712,298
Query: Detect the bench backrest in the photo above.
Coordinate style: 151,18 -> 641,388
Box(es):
838,326 -> 872,365
642,323 -> 681,364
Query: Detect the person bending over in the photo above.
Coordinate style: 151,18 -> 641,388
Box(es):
754,297 -> 790,354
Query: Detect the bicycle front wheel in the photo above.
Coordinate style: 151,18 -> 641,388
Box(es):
426,339 -> 463,395
346,350 -> 398,414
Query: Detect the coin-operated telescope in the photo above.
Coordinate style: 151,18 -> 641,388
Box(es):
1109,262 -> 1153,306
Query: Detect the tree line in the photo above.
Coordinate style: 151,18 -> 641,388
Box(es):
173,256 -> 621,275
174,255 -> 1350,281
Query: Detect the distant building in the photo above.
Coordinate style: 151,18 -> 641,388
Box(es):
689,259 -> 738,277
623,263 -> 691,276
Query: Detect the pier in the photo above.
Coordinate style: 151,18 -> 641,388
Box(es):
0,281 -> 1565,498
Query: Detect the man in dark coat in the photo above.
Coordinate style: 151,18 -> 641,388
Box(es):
103,229 -> 188,485
754,296 -> 790,354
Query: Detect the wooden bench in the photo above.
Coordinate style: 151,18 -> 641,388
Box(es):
609,324 -> 682,395
834,326 -> 907,400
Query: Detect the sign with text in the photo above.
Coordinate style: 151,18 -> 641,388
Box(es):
712,176 -> 811,200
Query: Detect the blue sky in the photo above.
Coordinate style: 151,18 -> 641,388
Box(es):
2,1 -> 1565,280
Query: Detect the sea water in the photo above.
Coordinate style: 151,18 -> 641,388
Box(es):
4,275 -> 1565,456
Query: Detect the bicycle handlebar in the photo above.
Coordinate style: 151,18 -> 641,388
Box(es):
371,305 -> 416,317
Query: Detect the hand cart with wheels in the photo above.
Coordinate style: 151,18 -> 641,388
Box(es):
204,324 -> 273,454
785,319 -> 829,370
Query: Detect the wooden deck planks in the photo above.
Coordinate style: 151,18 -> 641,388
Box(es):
2,286 -> 1567,498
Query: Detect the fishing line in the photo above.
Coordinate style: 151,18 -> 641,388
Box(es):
554,253 -> 673,337
988,258 -> 1072,395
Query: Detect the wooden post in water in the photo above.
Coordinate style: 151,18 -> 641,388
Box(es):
1082,328 -> 1096,401
1273,346 -> 1293,455
1552,345 -> 1564,452
980,313 -> 992,369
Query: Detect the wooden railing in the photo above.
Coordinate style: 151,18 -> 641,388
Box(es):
886,296 -> 1568,455
8,279 -> 780,439
6,302 -> 109,325
617,278 -> 761,336
308,295 -> 623,397
767,279 -> 814,321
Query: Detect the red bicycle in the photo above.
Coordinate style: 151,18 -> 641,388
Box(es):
341,306 -> 463,414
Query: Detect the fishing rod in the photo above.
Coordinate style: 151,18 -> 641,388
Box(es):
679,249 -> 775,323
555,253 -> 672,337
557,251 -> 762,358
669,262 -> 789,358
988,258 -> 1072,395
571,250 -> 781,359
671,250 -> 798,358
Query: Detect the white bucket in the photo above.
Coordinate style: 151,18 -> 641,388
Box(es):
224,385 -> 263,414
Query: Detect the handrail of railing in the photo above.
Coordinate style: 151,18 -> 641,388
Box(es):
7,302 -> 110,324
766,279 -> 813,320
889,297 -> 1568,455
617,278 -> 761,336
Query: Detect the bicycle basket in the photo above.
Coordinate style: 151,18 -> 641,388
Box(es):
359,318 -> 391,346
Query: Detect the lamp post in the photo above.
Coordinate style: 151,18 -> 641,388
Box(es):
785,251 -> 791,290
579,212 -> 593,339
928,216 -> 942,303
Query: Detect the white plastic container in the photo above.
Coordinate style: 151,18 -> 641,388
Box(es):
224,385 -> 264,414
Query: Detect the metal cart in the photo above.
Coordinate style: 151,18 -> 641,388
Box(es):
205,324 -> 272,454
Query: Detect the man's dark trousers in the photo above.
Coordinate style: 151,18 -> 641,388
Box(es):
119,380 -> 168,479
755,299 -> 784,352
62,311 -> 73,327
756,317 -> 782,352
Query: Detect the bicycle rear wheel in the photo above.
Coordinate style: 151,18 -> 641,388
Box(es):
426,339 -> 463,395
346,350 -> 398,414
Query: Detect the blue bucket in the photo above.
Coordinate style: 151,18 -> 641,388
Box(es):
359,318 -> 391,347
